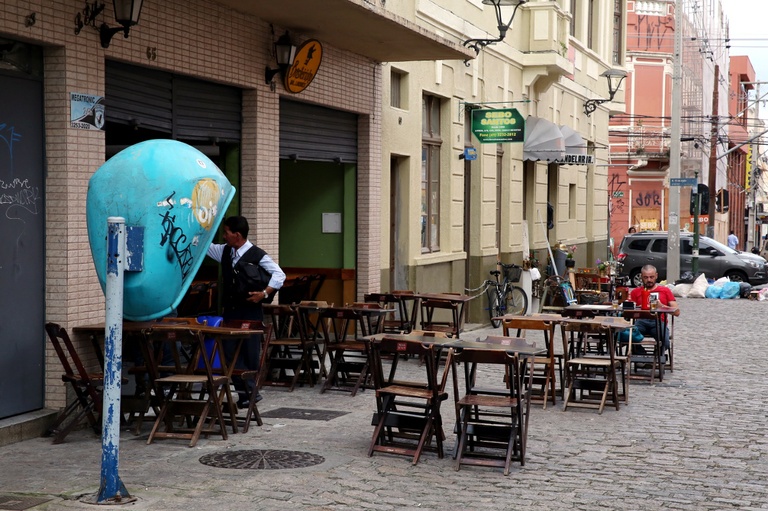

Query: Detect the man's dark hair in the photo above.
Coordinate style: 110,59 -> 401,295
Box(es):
224,215 -> 249,239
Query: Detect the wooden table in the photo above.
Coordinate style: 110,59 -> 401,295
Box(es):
558,316 -> 634,412
414,292 -> 474,337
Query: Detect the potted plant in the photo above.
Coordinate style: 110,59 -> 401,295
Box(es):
565,245 -> 577,268
596,258 -> 608,276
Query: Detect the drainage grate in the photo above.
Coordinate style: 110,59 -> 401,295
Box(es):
199,449 -> 325,470
0,496 -> 52,511
259,407 -> 348,421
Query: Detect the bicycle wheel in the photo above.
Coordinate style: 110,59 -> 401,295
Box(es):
486,287 -> 502,328
505,286 -> 528,316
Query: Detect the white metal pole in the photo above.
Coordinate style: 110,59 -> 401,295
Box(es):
666,0 -> 683,283
97,216 -> 131,503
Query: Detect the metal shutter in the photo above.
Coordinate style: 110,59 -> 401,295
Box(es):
105,61 -> 241,141
279,100 -> 358,163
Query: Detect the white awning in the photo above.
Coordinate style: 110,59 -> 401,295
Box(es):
523,116 -> 565,161
556,125 -> 594,165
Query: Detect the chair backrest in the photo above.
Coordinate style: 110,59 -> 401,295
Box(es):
560,307 -> 596,319
371,337 -> 446,394
502,317 -> 553,337
45,322 -> 98,387
450,346 -> 521,398
420,298 -> 461,335
220,319 -> 273,371
264,304 -> 302,340
320,307 -> 369,341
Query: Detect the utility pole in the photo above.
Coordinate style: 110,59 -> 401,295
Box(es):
667,0 -> 683,284
692,171 -> 700,275
707,64 -> 719,238
747,82 -> 760,251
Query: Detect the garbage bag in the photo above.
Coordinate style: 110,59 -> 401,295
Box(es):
739,282 -> 752,298
720,281 -> 740,299
705,285 -> 723,299
676,271 -> 696,284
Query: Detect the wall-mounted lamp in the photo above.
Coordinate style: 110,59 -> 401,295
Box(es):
583,68 -> 627,116
100,0 -> 144,48
463,0 -> 527,55
265,31 -> 297,90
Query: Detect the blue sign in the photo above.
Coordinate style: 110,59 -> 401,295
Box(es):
463,147 -> 477,161
670,177 -> 697,186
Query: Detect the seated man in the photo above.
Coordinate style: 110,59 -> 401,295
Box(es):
628,264 -> 681,362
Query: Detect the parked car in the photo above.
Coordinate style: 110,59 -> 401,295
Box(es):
617,231 -> 768,287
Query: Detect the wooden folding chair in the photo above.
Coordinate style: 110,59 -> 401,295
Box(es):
420,298 -> 461,337
261,304 -> 319,391
220,319 -> 272,433
621,309 -> 666,383
364,293 -> 411,333
502,317 -> 560,408
144,326 -> 229,447
44,323 -> 103,444
368,338 -> 451,465
320,307 -> 372,396
450,345 -> 533,475
561,319 -> 622,414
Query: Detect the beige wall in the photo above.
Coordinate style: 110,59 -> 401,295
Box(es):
380,0 -> 617,316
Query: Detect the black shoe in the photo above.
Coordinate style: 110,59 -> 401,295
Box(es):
237,399 -> 250,410
254,393 -> 263,403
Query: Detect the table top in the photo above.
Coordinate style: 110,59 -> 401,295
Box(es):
365,333 -> 451,347
74,321 -> 263,336
414,292 -> 473,303
559,316 -> 633,330
495,313 -> 565,323
443,337 -> 546,357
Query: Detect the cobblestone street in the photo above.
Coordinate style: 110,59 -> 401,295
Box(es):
1,297 -> 767,510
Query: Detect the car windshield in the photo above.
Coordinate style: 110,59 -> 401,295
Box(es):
702,236 -> 738,255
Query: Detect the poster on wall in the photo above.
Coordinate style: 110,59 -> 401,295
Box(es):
70,92 -> 105,131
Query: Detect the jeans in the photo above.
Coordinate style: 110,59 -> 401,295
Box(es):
223,304 -> 264,399
634,318 -> 670,353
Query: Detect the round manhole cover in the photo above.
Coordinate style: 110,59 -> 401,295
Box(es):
199,449 -> 325,470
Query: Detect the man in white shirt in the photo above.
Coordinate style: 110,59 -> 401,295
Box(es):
207,215 -> 285,407
727,230 -> 738,250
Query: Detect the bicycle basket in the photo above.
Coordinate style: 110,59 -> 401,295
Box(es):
504,264 -> 523,283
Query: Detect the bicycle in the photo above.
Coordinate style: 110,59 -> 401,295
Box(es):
486,262 -> 528,328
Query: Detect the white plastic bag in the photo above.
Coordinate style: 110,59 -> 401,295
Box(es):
687,273 -> 709,298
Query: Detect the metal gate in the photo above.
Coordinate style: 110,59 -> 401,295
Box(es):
0,63 -> 45,418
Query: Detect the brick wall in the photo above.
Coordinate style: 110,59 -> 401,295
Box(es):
1,0 -> 382,409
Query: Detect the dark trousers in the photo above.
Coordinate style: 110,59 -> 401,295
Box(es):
223,304 -> 264,398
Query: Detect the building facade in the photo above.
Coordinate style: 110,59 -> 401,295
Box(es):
380,0 -> 626,320
608,0 -> 730,248
0,0 -> 470,427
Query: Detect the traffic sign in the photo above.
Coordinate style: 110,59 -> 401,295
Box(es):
670,177 -> 697,186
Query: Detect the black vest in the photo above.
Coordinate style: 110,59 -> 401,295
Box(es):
221,245 -> 268,310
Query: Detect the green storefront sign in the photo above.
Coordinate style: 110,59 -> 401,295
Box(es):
471,108 -> 525,144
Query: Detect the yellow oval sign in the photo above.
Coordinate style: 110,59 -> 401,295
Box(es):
284,39 -> 323,94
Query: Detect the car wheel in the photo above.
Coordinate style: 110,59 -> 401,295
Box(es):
725,270 -> 747,283
629,269 -> 642,287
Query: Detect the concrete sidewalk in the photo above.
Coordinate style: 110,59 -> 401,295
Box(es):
1,297 -> 768,510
